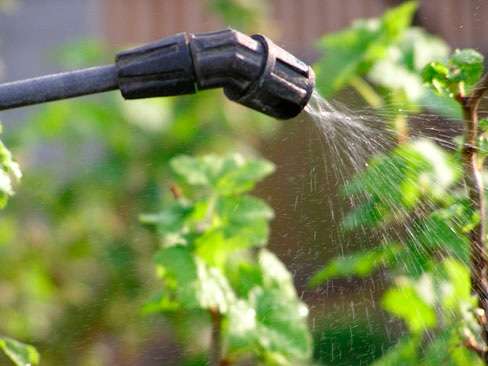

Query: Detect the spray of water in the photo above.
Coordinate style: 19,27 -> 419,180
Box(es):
301,89 -> 468,359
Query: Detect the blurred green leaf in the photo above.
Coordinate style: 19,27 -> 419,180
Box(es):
0,127 -> 21,208
422,325 -> 482,365
0,337 -> 39,366
227,251 -> 311,364
154,245 -> 235,313
422,62 -> 451,95
369,28 -> 449,103
371,336 -> 420,366
144,154 -> 310,364
382,276 -> 436,333
450,49 -> 484,86
209,0 -> 268,32
423,48 -> 484,97
251,287 -> 311,364
315,1 -> 418,97
343,139 -> 457,229
215,157 -> 275,195
309,243 -> 402,287
170,154 -> 274,195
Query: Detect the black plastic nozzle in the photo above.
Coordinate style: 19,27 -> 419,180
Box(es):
0,28 -> 314,119
116,28 -> 315,120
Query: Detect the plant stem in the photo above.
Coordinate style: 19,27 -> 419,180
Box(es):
349,76 -> 384,109
459,72 -> 488,363
209,309 -> 223,366
393,114 -> 409,144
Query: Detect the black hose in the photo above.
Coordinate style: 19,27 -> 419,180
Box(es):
0,29 -> 315,119
0,64 -> 118,111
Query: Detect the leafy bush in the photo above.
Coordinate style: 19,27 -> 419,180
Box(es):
312,1 -> 488,364
141,154 -> 311,365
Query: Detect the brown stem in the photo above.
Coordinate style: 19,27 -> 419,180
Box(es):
460,72 -> 488,363
209,309 -> 223,366
169,183 -> 182,199
393,114 -> 409,144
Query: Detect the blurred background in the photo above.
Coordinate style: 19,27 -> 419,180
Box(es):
0,0 -> 486,365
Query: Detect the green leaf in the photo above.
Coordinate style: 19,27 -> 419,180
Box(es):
423,48 -> 484,97
226,250 -> 312,363
309,243 -> 402,287
440,259 -> 472,311
422,61 -> 451,95
195,196 -> 274,266
215,156 -> 275,195
479,118 -> 488,133
369,28 -> 449,103
218,195 -> 273,248
140,201 -> 195,246
405,209 -> 469,264
227,257 -> 263,298
170,154 -> 274,195
209,0 -> 266,32
0,337 -> 39,366
315,1 -> 418,96
251,287 -> 311,362
371,336 -> 420,366
170,155 -> 216,187
195,259 -> 235,313
421,325 -> 482,366
0,131 -> 22,209
154,246 -> 235,313
154,245 -> 199,309
450,49 -> 484,87
254,250 -> 312,360
343,139 -> 456,229
382,276 -> 436,333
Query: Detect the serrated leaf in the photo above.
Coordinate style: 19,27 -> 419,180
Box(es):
196,259 -> 235,313
154,245 -> 199,309
450,49 -> 484,87
315,1 -> 418,96
0,337 -> 39,366
140,201 -> 195,246
219,195 -> 273,248
423,48 -> 484,98
226,250 -> 311,363
215,156 -> 275,195
170,154 -> 274,195
154,246 -> 235,313
251,287 -> 311,362
195,196 -> 274,267
170,155 -> 215,187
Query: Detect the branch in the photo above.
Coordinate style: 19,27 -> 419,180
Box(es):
460,72 -> 488,363
209,309 -> 223,366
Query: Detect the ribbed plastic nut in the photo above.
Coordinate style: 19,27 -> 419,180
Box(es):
224,34 -> 315,120
189,29 -> 265,92
116,33 -> 196,99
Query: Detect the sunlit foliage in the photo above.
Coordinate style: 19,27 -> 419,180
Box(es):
312,2 -> 487,364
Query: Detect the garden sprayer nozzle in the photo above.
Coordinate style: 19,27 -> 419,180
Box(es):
0,29 -> 315,120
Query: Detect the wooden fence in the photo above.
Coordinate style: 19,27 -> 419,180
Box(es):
102,0 -> 488,59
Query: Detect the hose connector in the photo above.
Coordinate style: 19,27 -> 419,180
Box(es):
116,28 -> 315,120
